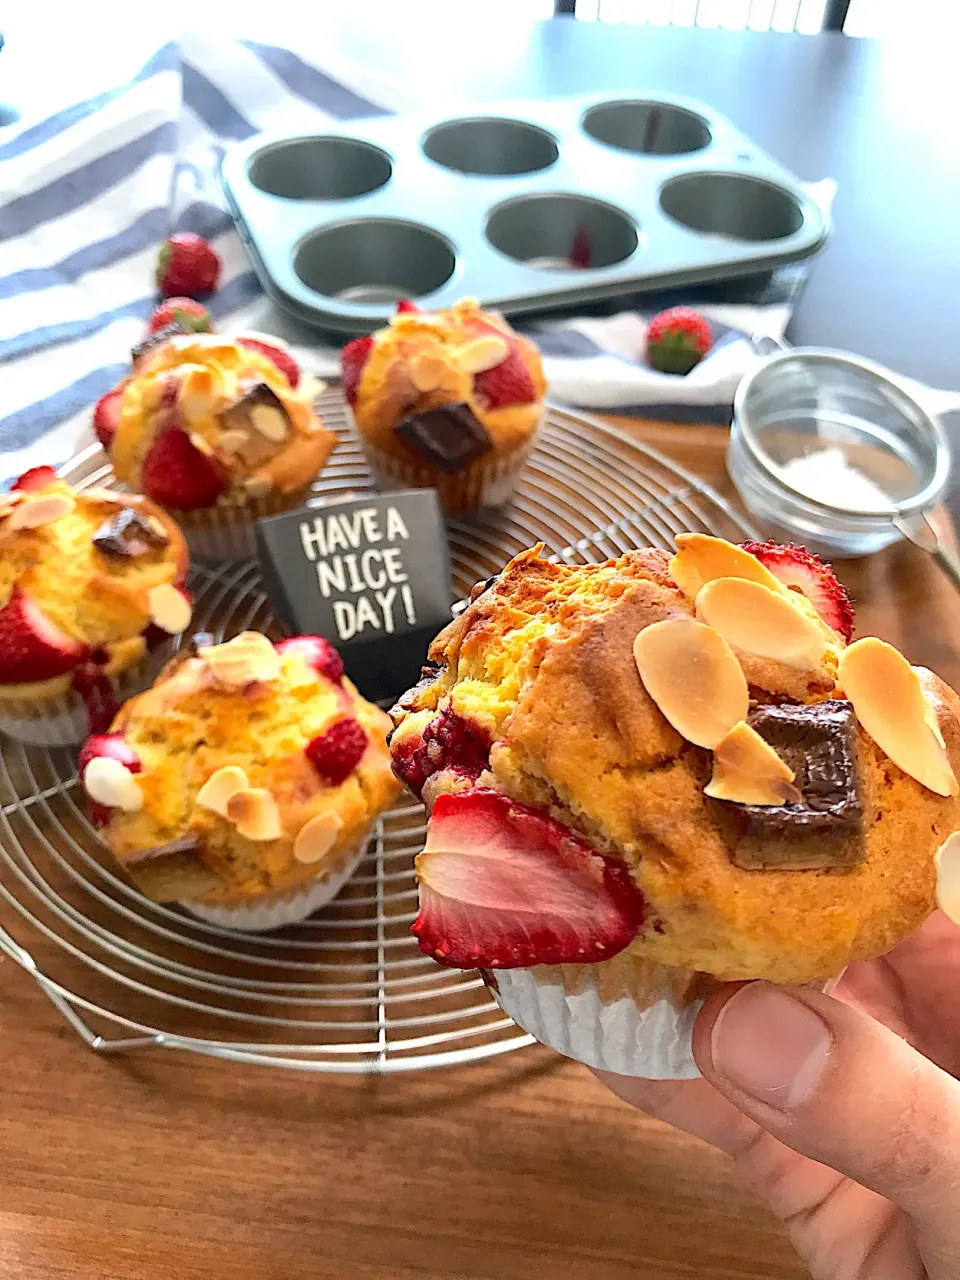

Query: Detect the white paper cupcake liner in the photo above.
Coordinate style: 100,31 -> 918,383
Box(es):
492,962 -> 704,1079
180,841 -> 367,932
491,960 -> 842,1080
0,642 -> 176,748
171,487 -> 313,562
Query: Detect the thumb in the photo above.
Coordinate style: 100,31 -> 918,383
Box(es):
695,982 -> 960,1260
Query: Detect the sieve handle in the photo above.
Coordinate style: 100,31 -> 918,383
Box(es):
894,513 -> 960,596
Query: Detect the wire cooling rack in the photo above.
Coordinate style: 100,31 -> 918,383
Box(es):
0,392 -> 755,1073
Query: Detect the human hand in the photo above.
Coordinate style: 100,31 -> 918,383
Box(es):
595,912 -> 960,1279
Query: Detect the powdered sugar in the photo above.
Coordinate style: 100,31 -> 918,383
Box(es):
776,447 -> 895,513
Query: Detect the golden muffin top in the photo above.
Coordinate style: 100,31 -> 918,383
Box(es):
344,298 -> 546,460
0,469 -> 190,694
111,334 -> 335,509
391,538 -> 960,983
82,632 -> 400,905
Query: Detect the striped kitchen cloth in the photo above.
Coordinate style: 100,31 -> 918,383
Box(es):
0,32 -> 836,484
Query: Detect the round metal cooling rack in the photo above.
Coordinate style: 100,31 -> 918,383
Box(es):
0,390 -> 756,1073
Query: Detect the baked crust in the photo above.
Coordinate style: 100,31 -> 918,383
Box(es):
98,641 -> 400,905
392,547 -> 960,982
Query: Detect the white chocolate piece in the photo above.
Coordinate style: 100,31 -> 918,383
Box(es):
83,756 -> 144,812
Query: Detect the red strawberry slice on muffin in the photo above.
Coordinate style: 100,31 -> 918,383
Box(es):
413,789 -> 645,968
0,587 -> 89,684
141,425 -> 227,510
742,540 -> 854,643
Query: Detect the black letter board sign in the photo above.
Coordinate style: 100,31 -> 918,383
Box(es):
255,490 -> 452,703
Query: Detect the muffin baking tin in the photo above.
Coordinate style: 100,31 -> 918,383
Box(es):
220,93 -> 829,335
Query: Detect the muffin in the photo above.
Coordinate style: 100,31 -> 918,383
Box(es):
79,631 -> 401,930
0,466 -> 191,746
105,331 -> 335,561
341,298 -> 546,517
389,535 -> 960,1076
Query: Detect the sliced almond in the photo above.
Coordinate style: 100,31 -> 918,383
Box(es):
83,756 -> 144,812
145,514 -> 169,541
250,404 -> 289,443
408,353 -> 448,393
178,365 -> 218,416
670,533 -> 784,600
298,375 -> 328,402
81,487 -> 126,508
244,475 -> 273,498
196,765 -> 249,817
453,335 -> 509,374
935,832 -> 960,924
189,432 -> 214,458
0,493 -> 24,517
293,811 -> 345,864
218,428 -> 251,455
202,631 -> 281,687
226,788 -> 282,841
695,577 -> 827,670
147,583 -> 192,635
705,721 -> 802,805
633,618 -> 748,748
838,637 -> 958,796
8,494 -> 75,531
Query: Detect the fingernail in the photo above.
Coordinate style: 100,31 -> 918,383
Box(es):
710,983 -> 832,1110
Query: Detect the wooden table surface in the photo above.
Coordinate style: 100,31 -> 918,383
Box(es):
2,418 -> 959,1280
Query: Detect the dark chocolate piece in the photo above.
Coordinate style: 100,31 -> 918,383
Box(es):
92,506 -> 169,559
394,402 -> 493,474
725,700 -> 865,870
131,320 -> 188,368
222,381 -> 291,437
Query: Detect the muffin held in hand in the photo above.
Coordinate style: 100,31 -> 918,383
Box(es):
80,631 -> 401,930
390,536 -> 960,1075
0,467 -> 191,746
105,332 -> 335,560
341,298 -> 546,517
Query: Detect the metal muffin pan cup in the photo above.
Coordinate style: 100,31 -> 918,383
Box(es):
221,92 -> 828,334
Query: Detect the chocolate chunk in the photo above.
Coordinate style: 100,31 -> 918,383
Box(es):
131,321 -> 188,368
723,700 -> 865,870
93,506 -> 169,559
222,381 -> 291,447
394,402 -> 493,474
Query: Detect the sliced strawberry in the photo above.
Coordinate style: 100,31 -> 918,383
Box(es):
306,717 -> 367,786
141,425 -> 227,511
472,342 -> 537,412
93,388 -> 124,452
0,588 -> 88,684
413,789 -> 645,969
275,635 -> 344,684
340,335 -> 374,409
741,540 -> 855,643
11,466 -> 57,493
78,733 -> 141,779
391,706 -> 491,800
395,299 -> 420,314
237,336 -> 301,388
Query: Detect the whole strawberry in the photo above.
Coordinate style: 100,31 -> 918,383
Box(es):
156,234 -> 220,299
148,297 -> 213,334
645,306 -> 712,375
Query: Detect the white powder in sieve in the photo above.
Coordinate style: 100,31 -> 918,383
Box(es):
775,447 -> 895,513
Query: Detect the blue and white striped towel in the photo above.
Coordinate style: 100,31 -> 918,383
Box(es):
5,33 -> 951,487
